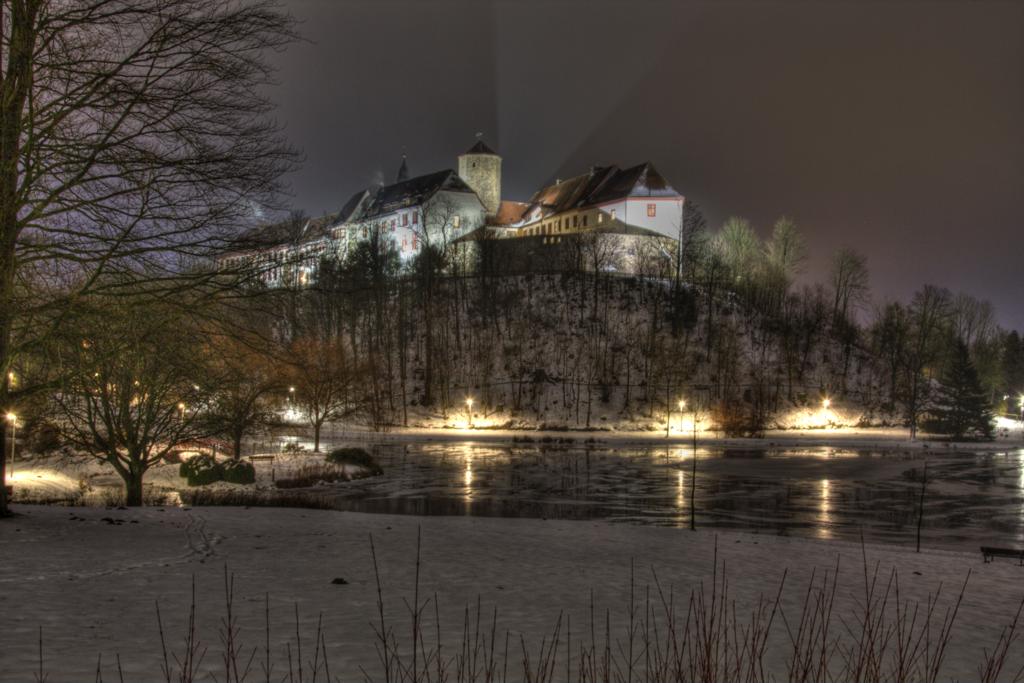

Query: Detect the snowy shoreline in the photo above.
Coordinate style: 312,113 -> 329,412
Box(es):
3,504 -> 1023,682
321,424 -> 1024,452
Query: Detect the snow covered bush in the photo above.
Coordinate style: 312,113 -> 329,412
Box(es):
275,464 -> 349,489
179,454 -> 223,486
221,459 -> 256,485
326,447 -> 382,475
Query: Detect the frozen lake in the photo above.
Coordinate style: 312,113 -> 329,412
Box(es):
293,440 -> 1024,551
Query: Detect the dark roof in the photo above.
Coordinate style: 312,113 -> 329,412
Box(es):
225,211 -> 339,255
522,163 -> 679,219
355,170 -> 477,221
337,189 -> 371,223
463,139 -> 498,156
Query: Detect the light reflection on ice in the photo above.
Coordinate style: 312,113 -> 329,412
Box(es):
818,479 -> 832,539
463,448 -> 474,513
1019,449 -> 1024,543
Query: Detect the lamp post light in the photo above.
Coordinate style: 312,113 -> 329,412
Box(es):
822,397 -> 831,411
677,399 -> 686,433
465,397 -> 474,429
5,412 -> 16,478
177,402 -> 186,421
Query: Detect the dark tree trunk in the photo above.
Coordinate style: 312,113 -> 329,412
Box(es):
313,421 -> 322,452
0,424 -> 9,515
0,2 -> 40,518
124,468 -> 145,507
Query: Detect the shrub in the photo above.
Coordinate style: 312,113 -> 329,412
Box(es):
325,447 -> 382,475
27,420 -> 62,454
180,454 -> 223,486
711,396 -> 769,438
276,464 -> 350,489
222,459 -> 256,485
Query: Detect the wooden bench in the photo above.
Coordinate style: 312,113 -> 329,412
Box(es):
981,546 -> 1024,565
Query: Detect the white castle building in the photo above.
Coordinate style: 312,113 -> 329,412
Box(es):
218,139 -> 686,286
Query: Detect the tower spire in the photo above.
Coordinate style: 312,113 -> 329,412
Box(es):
396,154 -> 409,182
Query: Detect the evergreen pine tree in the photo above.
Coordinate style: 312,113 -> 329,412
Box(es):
925,340 -> 994,440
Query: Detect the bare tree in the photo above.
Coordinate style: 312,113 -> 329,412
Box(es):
284,336 -> 363,452
950,292 -> 996,349
905,285 -> 952,439
410,194 -> 464,408
762,217 -> 806,313
829,248 -> 870,325
55,295 -> 214,506
677,199 -> 707,285
0,0 -> 298,514
720,216 -> 761,286
206,333 -> 279,459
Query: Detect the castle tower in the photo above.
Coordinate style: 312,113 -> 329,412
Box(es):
457,137 -> 501,216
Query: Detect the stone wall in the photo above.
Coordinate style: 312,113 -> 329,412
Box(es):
458,153 -> 501,216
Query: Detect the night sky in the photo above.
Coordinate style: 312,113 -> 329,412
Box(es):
269,0 -> 1023,329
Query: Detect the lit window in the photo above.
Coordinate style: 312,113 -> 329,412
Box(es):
647,204 -> 656,217
413,211 -> 419,224
453,215 -> 461,228
610,209 -> 616,221
402,214 -> 409,227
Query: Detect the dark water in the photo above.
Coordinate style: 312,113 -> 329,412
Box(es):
293,440 -> 1024,550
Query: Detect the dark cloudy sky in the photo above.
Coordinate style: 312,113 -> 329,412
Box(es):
269,0 -> 1023,329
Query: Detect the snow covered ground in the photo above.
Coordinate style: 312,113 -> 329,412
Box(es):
2,504 -> 1023,682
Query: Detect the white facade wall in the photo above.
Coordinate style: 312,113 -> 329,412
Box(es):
596,197 -> 684,240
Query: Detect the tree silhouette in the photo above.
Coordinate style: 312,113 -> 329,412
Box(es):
924,340 -> 994,440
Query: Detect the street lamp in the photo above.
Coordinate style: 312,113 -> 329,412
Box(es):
5,413 -> 16,477
678,399 -> 686,433
822,397 -> 831,411
465,397 -> 474,429
177,402 -> 186,420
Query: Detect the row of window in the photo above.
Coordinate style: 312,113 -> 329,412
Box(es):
519,203 -> 657,238
521,211 -> 593,237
